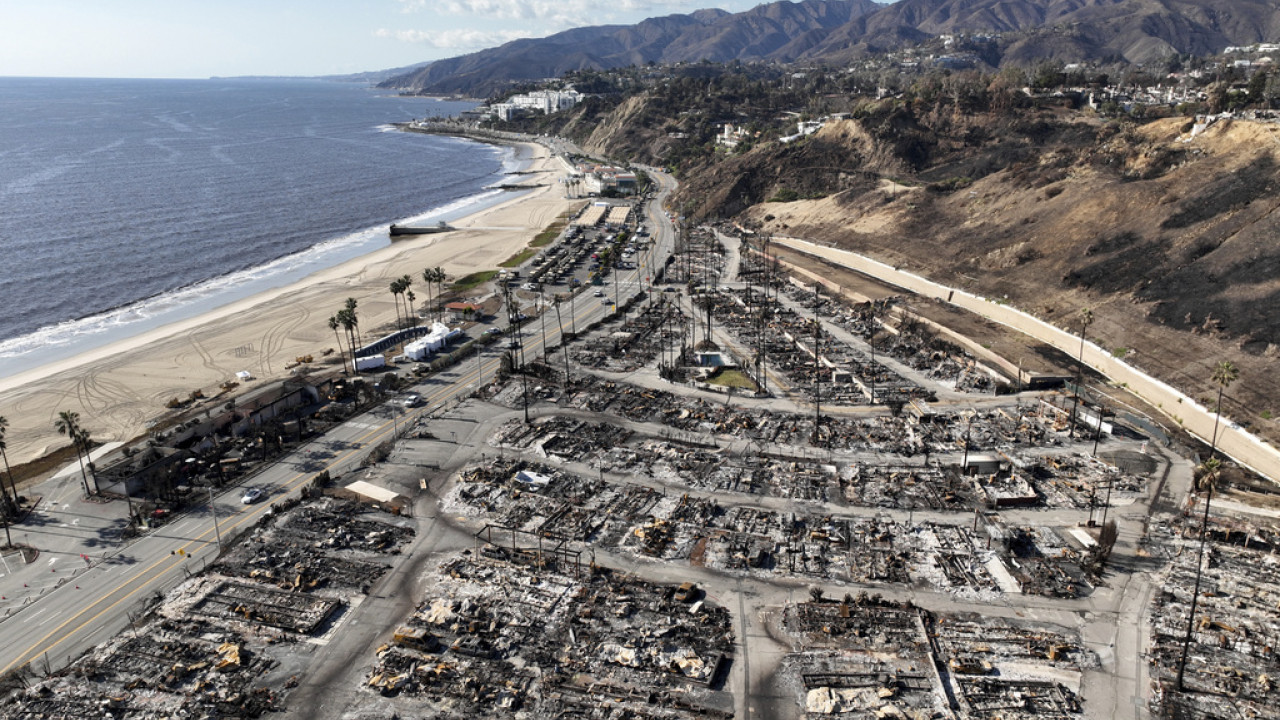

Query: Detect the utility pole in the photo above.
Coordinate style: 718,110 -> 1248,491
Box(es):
811,318 -> 822,445
521,372 -> 530,424
1092,403 -> 1105,456
1068,308 -> 1093,439
569,286 -> 577,338
208,485 -> 222,552
962,413 -> 974,472
1099,475 -> 1114,529
539,288 -> 548,362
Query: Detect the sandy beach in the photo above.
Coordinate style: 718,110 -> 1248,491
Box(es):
0,139 -> 575,467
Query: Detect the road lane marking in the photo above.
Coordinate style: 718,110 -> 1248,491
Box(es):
5,237 -> 667,671
3,410 -> 405,674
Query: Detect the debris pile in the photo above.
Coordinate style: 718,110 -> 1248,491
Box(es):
3,496 -> 413,718
360,552 -> 735,718
572,297 -> 688,372
777,597 -> 1092,720
444,456 -> 1095,598
1149,519 -> 1280,719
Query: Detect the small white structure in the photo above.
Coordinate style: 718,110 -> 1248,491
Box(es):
355,354 -> 386,371
515,470 -> 552,488
403,322 -> 456,361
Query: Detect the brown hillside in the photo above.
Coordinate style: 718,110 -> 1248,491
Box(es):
688,112 -> 1280,443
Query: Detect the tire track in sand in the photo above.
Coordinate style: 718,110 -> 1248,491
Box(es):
257,303 -> 313,377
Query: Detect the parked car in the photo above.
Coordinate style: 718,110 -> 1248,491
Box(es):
674,582 -> 698,602
241,487 -> 265,504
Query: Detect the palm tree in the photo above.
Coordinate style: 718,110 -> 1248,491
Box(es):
0,416 -> 13,546
342,298 -> 360,353
421,268 -> 436,323
337,308 -> 359,367
1177,455 -> 1224,690
389,278 -> 405,331
75,427 -> 99,493
431,267 -> 446,321
54,410 -> 91,497
0,415 -> 18,513
1068,308 -> 1093,438
327,315 -> 350,373
405,289 -> 417,328
1208,360 -> 1239,462
397,275 -> 413,330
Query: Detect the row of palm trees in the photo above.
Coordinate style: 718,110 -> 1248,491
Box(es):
387,267 -> 449,332
54,410 -> 97,499
329,268 -> 452,374
389,275 -> 415,332
421,266 -> 446,324
328,298 -> 361,374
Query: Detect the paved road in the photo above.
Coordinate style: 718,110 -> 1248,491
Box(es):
0,168 -> 680,678
0,174 -> 1165,720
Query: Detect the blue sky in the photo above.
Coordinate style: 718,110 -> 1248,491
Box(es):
0,0 -> 770,79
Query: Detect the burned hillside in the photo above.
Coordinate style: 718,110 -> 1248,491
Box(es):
711,112 -> 1280,445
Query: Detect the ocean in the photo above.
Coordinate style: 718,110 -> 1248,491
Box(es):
0,77 -> 511,378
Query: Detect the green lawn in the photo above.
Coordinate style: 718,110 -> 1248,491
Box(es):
704,368 -> 759,392
531,216 -> 568,247
499,248 -> 538,268
451,270 -> 499,292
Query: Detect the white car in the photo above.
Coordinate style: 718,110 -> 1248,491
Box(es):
241,487 -> 265,504
402,393 -> 423,408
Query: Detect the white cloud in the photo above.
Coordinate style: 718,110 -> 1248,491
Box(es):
374,27 -> 533,49
438,0 -> 696,22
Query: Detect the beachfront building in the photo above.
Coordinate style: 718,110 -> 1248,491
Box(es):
444,302 -> 483,322
575,162 -> 637,196
488,88 -> 584,121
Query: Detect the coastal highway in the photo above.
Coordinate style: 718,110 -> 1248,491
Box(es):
0,169 -> 679,677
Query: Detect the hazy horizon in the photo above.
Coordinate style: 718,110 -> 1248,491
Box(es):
1,0 -> 773,80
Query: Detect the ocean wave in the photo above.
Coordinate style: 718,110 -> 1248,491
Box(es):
0,185 -> 513,362
397,187 -> 507,225
0,226 -> 372,359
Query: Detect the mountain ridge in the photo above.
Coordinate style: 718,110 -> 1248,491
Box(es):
380,0 -> 1280,96
380,0 -> 879,96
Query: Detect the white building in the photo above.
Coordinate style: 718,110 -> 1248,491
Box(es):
717,124 -> 749,148
488,88 -> 584,120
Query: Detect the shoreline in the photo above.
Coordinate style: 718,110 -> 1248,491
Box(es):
0,136 -> 573,467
